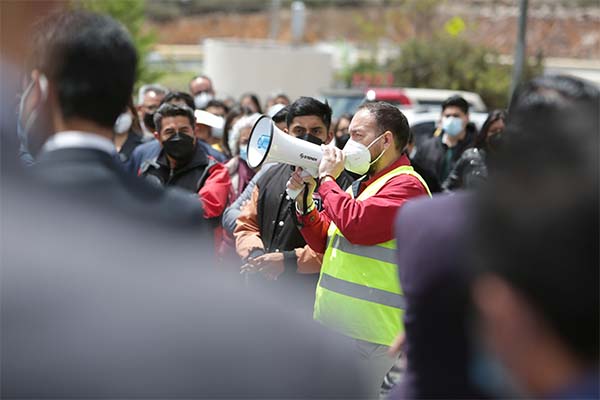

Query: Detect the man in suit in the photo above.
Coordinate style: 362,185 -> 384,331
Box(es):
19,10 -> 206,228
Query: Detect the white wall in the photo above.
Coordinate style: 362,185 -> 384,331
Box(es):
204,39 -> 333,104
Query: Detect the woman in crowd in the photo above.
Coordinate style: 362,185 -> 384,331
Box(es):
333,113 -> 352,149
240,92 -> 262,114
113,98 -> 144,163
442,109 -> 507,191
226,113 -> 260,199
221,105 -> 254,159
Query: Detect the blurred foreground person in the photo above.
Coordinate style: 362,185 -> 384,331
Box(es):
0,9 -> 369,399
442,109 -> 507,192
472,75 -> 599,398
20,10 -> 206,228
391,194 -> 483,399
289,101 -> 431,396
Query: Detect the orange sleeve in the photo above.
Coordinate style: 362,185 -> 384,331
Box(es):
295,245 -> 323,274
233,186 -> 264,259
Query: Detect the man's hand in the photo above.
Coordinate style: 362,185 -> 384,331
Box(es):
318,145 -> 345,180
287,167 -> 317,211
240,252 -> 285,280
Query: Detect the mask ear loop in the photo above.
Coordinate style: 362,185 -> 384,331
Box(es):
367,132 -> 389,166
22,74 -> 49,138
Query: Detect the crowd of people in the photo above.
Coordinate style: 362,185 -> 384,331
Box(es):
1,7 -> 598,400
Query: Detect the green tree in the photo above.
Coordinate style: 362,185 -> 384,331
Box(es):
388,33 -> 543,109
73,0 -> 163,86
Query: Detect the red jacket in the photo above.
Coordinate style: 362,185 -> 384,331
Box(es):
298,154 -> 428,253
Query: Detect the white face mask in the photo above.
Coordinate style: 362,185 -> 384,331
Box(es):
113,112 -> 132,135
194,92 -> 213,109
342,133 -> 387,176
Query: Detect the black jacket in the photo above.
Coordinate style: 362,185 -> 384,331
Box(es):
31,147 -> 207,231
414,122 -> 477,185
140,144 -> 214,193
441,148 -> 488,192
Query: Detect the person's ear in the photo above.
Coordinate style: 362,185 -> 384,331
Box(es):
154,131 -> 160,141
325,128 -> 334,145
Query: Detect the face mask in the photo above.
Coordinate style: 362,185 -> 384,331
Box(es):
336,133 -> 350,150
163,132 -> 195,163
211,125 -> 224,139
487,132 -> 504,152
143,112 -> 156,133
114,112 -> 132,135
299,133 -> 323,146
194,92 -> 213,109
409,146 -> 417,159
470,340 -> 523,398
17,74 -> 49,157
239,145 -> 248,162
442,116 -> 464,137
342,134 -> 387,176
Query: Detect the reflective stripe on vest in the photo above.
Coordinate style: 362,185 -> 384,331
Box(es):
314,165 -> 431,346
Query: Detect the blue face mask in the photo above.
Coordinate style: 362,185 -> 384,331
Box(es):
239,145 -> 248,162
442,116 -> 464,137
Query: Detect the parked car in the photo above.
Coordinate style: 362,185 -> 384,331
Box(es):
322,87 -> 488,119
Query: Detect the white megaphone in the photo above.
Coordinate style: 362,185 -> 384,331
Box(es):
247,115 -> 369,199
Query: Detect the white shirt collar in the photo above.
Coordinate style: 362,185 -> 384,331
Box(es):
41,131 -> 116,155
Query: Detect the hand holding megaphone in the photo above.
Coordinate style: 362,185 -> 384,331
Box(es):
287,167 -> 317,208
247,115 -> 372,199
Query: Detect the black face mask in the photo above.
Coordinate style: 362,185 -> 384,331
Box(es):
487,132 -> 504,152
299,134 -> 323,146
163,132 -> 195,163
336,133 -> 350,149
143,112 -> 156,132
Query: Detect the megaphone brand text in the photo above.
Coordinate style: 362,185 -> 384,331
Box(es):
299,153 -> 318,162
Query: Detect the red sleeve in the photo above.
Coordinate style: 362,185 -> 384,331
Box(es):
198,161 -> 231,219
317,175 -> 428,245
298,207 -> 331,254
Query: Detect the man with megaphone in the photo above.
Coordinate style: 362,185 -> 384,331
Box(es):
287,101 -> 431,396
234,97 -> 354,315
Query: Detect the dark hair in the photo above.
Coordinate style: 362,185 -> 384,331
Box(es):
240,93 -> 263,114
206,99 -> 230,114
357,101 -> 410,151
334,113 -> 353,133
286,97 -> 332,131
221,105 -> 254,158
153,103 -> 195,133
271,105 -> 289,125
162,91 -> 194,110
474,75 -> 599,363
474,109 -> 507,150
28,10 -> 137,128
442,95 -> 469,115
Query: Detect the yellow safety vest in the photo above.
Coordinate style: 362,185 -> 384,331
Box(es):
314,165 -> 431,346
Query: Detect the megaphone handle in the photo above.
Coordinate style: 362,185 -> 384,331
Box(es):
285,169 -> 314,200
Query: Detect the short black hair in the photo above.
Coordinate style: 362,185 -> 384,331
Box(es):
442,95 -> 469,115
474,75 -> 599,363
205,99 -> 229,114
286,97 -> 332,131
28,10 -> 137,128
153,103 -> 195,133
162,91 -> 194,110
271,105 -> 289,125
357,101 -> 410,151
